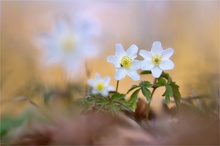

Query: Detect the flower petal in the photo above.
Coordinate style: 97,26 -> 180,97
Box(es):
106,86 -> 114,91
115,43 -> 126,56
95,73 -> 101,80
141,60 -> 154,70
139,50 -> 152,60
131,60 -> 141,70
87,79 -> 95,87
151,67 -> 163,78
151,41 -> 163,55
115,68 -> 126,80
107,56 -> 120,68
103,76 -> 110,86
126,44 -> 138,58
101,89 -> 109,97
92,89 -> 99,94
162,48 -> 174,59
159,59 -> 174,70
126,70 -> 140,81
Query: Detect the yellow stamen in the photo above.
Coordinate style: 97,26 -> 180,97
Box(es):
97,82 -> 104,91
152,54 -> 162,65
61,36 -> 75,52
120,56 -> 132,68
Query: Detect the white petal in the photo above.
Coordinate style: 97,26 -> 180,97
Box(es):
115,43 -> 126,56
126,44 -> 138,58
141,60 -> 155,70
106,86 -> 114,91
87,79 -> 95,87
159,59 -> 174,70
139,50 -> 152,60
92,89 -> 99,94
101,90 -> 109,97
103,76 -> 110,86
151,41 -> 163,55
162,48 -> 174,59
95,73 -> 101,80
151,67 -> 163,78
107,56 -> 120,68
115,68 -> 126,80
126,70 -> 140,81
130,60 -> 141,70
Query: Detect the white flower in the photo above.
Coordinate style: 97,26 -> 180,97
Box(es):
140,41 -> 174,78
87,73 -> 114,97
107,44 -> 140,81
37,15 -> 101,78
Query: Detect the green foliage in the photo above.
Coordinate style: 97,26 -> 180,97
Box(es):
128,89 -> 140,112
155,77 -> 166,86
141,86 -> 151,102
78,92 -> 135,114
140,70 -> 151,75
80,71 -> 181,115
127,85 -> 139,94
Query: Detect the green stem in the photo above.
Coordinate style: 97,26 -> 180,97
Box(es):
116,80 -> 119,92
146,78 -> 157,119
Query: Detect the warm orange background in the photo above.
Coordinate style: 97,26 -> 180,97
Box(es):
1,1 -> 219,114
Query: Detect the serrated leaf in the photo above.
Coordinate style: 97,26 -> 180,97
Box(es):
155,77 -> 166,86
128,89 -> 140,103
139,81 -> 152,87
128,89 -> 140,112
141,86 -> 151,102
170,82 -> 181,106
130,100 -> 137,112
127,85 -> 140,94
161,72 -> 172,83
140,70 -> 151,75
162,85 -> 173,103
165,95 -> 171,103
111,93 -> 125,101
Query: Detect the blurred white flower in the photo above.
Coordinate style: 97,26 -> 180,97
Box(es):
87,73 -> 114,97
107,44 -> 140,81
140,41 -> 174,78
38,14 -> 101,78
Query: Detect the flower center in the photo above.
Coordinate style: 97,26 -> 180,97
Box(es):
152,54 -> 162,65
120,56 -> 132,68
61,36 -> 75,52
97,82 -> 104,91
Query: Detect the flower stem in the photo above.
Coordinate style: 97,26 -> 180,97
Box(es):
146,78 -> 157,119
116,80 -> 119,92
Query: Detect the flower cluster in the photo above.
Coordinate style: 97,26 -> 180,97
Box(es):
107,41 -> 174,80
80,40 -> 180,116
87,41 -> 175,98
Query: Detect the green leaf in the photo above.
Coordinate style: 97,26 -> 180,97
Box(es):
141,86 -> 151,102
111,93 -> 126,102
165,95 -> 171,103
140,70 -> 151,75
162,85 -> 173,103
170,82 -> 181,106
139,81 -> 152,87
128,89 -> 140,112
127,85 -> 140,94
128,89 -> 140,103
161,72 -> 172,83
130,100 -> 137,112
155,77 -> 166,86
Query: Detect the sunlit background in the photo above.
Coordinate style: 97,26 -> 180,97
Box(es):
1,0 -> 219,115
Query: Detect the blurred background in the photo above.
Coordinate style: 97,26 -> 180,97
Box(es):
1,0 -> 219,115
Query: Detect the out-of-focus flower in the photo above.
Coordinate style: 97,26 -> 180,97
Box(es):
37,14 -> 101,78
140,41 -> 174,78
87,73 -> 114,97
107,44 -> 140,81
